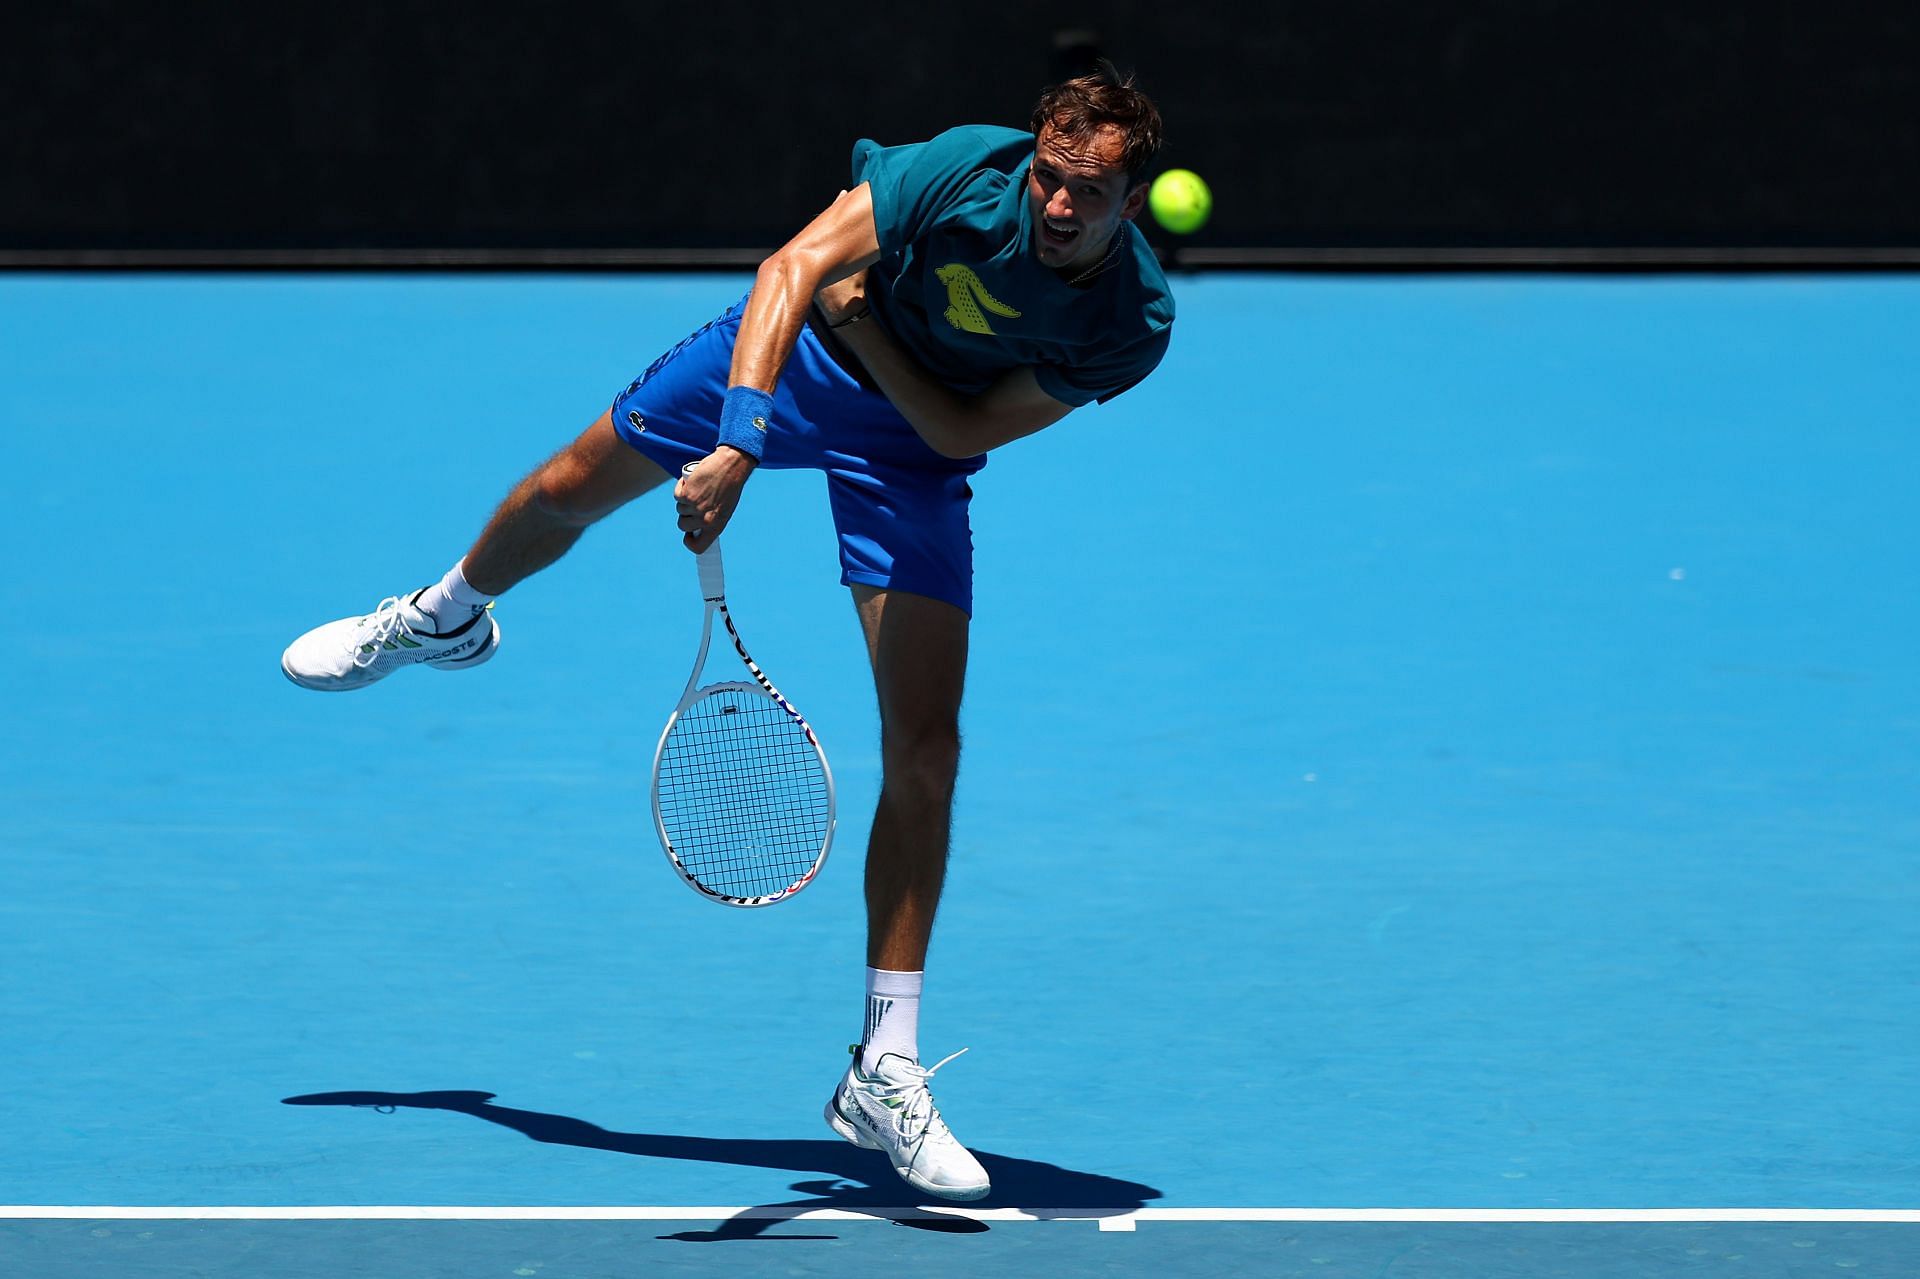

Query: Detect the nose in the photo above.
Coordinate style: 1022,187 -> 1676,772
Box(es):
1046,187 -> 1074,222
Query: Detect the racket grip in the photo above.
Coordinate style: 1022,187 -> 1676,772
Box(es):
681,460 -> 727,600
696,542 -> 726,601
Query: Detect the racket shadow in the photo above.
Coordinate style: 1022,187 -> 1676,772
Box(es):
282,1088 -> 1161,1241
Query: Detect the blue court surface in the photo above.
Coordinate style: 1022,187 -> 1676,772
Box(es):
2,273 -> 1916,1275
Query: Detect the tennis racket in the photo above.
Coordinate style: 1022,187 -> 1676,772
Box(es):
650,479 -> 836,907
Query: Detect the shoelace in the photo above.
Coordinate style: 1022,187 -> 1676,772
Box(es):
348,596 -> 414,668
870,1047 -> 969,1140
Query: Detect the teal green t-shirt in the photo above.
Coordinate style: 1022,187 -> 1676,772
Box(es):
852,125 -> 1174,408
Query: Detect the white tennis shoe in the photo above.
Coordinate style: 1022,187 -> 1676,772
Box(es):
281,590 -> 498,691
825,1045 -> 990,1201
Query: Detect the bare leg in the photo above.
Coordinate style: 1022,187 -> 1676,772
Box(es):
462,411 -> 671,595
851,586 -> 969,971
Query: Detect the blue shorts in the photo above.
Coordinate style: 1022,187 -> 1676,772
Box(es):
611,294 -> 985,615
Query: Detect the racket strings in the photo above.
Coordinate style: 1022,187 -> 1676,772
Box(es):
656,689 -> 832,900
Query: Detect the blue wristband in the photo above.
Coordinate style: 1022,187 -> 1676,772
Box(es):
716,385 -> 773,462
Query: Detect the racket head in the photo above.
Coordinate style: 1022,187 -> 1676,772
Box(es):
650,680 -> 836,907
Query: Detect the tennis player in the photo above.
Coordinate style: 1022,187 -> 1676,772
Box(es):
282,66 -> 1173,1202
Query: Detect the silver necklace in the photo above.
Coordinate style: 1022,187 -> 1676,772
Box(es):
1065,222 -> 1129,287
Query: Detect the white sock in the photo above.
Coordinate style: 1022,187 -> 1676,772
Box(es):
416,559 -> 494,627
862,967 -> 922,1071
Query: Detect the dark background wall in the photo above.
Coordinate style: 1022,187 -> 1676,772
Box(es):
5,1 -> 1917,259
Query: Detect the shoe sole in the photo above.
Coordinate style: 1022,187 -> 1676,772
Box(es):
822,1093 -> 991,1202
280,654 -> 384,692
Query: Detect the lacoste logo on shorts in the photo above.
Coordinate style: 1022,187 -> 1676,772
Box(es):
628,410 -> 646,432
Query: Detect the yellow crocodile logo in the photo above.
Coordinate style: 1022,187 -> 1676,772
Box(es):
935,264 -> 1021,335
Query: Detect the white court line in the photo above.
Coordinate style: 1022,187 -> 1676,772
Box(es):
3,1206 -> 1917,1235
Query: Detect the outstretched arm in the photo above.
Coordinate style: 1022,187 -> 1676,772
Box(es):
675,185 -> 882,549
818,273 -> 1075,458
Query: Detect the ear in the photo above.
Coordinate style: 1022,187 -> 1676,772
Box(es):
1118,181 -> 1150,222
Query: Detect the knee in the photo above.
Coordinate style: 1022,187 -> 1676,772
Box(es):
882,722 -> 961,806
528,448 -> 607,526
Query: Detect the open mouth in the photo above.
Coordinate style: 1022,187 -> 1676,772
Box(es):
1040,218 -> 1080,248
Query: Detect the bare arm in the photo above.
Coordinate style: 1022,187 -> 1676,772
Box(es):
729,185 -> 882,396
819,275 -> 1074,458
675,185 -> 882,549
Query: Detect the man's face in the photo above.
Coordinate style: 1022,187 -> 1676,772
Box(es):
1026,122 -> 1149,272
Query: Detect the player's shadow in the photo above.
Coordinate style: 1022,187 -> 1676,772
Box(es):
282,1089 -> 1161,1241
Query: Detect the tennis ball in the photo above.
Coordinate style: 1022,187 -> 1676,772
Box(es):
1149,169 -> 1212,235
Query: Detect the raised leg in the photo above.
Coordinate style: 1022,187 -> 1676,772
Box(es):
280,409 -> 673,691
462,410 -> 671,595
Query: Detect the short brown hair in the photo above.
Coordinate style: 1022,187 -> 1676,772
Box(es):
1030,62 -> 1164,186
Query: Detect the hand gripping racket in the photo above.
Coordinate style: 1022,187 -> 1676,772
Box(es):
650,482 -> 836,906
